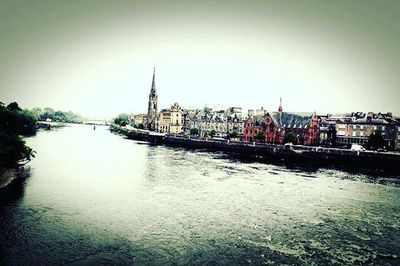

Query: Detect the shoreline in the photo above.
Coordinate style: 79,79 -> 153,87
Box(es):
0,168 -> 18,190
0,167 -> 29,193
110,125 -> 400,175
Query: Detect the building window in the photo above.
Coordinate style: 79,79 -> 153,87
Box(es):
360,132 -> 364,137
353,125 -> 356,129
352,132 -> 356,137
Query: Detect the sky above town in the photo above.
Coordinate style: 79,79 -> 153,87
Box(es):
0,0 -> 399,119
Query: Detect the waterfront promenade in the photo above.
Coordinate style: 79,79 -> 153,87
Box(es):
111,125 -> 400,174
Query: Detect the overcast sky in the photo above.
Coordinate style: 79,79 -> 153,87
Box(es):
0,0 -> 399,119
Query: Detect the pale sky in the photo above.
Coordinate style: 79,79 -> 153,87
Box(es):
0,0 -> 399,119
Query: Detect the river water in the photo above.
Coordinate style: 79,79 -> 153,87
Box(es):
0,124 -> 399,265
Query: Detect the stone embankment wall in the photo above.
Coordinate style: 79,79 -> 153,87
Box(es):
163,136 -> 400,173
110,125 -> 400,174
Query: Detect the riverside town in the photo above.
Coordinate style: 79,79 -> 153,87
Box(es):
115,68 -> 400,151
107,68 -> 400,174
2,1 -> 400,264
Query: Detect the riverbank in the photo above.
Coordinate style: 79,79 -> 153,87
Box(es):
110,125 -> 400,174
36,121 -> 68,130
0,168 -> 18,189
0,167 -> 29,193
2,123 -> 400,265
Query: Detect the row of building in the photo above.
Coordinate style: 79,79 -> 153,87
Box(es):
129,68 -> 400,150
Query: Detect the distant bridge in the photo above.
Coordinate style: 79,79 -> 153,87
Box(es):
36,121 -> 66,129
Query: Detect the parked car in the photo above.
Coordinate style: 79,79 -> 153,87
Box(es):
351,144 -> 366,151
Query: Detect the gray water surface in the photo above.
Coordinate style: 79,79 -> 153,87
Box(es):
1,125 -> 399,265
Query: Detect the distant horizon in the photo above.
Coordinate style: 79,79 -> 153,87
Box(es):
1,1 -> 400,119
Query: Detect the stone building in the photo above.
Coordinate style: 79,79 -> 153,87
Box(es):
147,68 -> 158,131
182,109 -> 201,135
396,122 -> 400,150
318,115 -> 336,146
156,110 -> 171,133
169,102 -> 184,134
131,114 -> 147,127
332,112 -> 399,149
227,113 -> 242,135
155,103 -> 184,134
197,109 -> 227,137
183,107 -> 243,137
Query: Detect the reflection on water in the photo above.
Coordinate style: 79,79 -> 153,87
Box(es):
0,167 -> 30,205
0,124 -> 399,265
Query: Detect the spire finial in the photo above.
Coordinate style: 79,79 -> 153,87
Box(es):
278,97 -> 283,112
151,67 -> 156,93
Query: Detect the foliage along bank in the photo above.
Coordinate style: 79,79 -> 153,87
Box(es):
0,102 -> 36,169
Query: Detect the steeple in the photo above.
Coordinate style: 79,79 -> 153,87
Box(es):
147,67 -> 158,130
278,97 -> 283,112
149,67 -> 157,99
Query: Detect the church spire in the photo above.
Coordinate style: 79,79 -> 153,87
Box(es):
149,67 -> 157,101
147,67 -> 158,130
278,97 -> 283,112
151,67 -> 156,94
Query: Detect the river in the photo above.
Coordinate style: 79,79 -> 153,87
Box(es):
1,124 -> 399,265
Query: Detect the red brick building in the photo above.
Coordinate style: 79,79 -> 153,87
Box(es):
243,110 -> 320,145
243,110 -> 264,142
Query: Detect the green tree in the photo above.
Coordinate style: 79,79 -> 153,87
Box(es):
229,131 -> 238,139
35,108 -> 82,123
368,130 -> 385,150
0,132 -> 35,167
209,129 -> 216,138
255,130 -> 265,141
7,102 -> 22,111
284,132 -> 297,144
190,128 -> 199,136
1,104 -> 37,135
113,113 -> 129,126
0,102 -> 36,167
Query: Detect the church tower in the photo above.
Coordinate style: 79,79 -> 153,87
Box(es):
147,67 -> 158,130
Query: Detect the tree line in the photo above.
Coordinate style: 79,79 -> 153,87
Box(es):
30,107 -> 83,123
0,102 -> 36,168
0,102 -> 84,169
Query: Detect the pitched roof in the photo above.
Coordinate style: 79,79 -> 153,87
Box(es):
331,112 -> 398,125
270,112 -> 313,128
